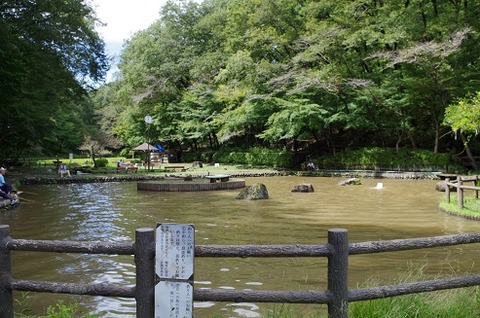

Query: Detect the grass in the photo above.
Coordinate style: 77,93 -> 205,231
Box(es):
25,156 -> 281,176
34,156 -> 127,168
350,287 -> 480,318
256,267 -> 480,318
15,295 -> 97,318
439,195 -> 480,219
209,286 -> 480,318
350,262 -> 480,318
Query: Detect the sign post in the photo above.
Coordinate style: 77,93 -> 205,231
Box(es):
155,224 -> 195,318
144,115 -> 153,172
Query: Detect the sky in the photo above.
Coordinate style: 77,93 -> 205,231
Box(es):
90,0 -> 167,81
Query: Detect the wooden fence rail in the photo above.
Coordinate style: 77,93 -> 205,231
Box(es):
2,225 -> 480,318
445,176 -> 480,208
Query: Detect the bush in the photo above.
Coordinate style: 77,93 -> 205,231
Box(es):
95,158 -> 109,168
314,148 -> 451,171
186,147 -> 293,168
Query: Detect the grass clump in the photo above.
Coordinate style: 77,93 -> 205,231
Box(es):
260,304 -> 327,318
439,196 -> 480,219
350,287 -> 480,318
15,296 -> 97,318
351,263 -> 480,318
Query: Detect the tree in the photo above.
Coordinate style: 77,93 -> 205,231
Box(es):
444,92 -> 480,169
78,133 -> 114,168
97,0 -> 480,166
0,0 -> 108,161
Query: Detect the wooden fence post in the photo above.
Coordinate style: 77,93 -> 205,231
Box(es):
457,176 -> 464,209
327,228 -> 349,318
0,225 -> 13,318
445,178 -> 450,203
476,176 -> 479,199
135,228 -> 155,318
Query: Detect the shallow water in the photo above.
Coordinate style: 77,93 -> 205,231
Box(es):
1,176 -> 480,317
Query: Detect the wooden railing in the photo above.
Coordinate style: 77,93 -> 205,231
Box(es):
444,176 -> 480,208
2,225 -> 480,318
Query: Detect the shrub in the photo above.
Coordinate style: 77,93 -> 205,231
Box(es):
200,147 -> 293,168
95,158 -> 109,168
314,148 -> 451,171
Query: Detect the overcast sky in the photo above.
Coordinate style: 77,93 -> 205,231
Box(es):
90,0 -> 167,80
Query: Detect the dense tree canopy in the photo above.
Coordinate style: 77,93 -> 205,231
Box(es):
0,0 -> 108,161
95,0 -> 479,165
3,0 -> 480,167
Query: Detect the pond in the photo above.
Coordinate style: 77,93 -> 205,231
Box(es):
1,176 -> 479,317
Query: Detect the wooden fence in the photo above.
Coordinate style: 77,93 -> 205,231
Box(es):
2,224 -> 480,318
444,176 -> 480,208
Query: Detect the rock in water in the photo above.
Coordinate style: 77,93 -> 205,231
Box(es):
291,183 -> 314,192
236,183 -> 269,200
337,178 -> 361,186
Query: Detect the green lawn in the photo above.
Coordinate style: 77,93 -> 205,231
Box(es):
439,195 -> 480,219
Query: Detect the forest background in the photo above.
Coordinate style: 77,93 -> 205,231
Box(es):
2,0 -> 480,171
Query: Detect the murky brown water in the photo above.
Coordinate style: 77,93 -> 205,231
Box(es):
1,176 -> 479,317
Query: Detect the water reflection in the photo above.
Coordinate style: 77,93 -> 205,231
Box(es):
1,176 -> 480,317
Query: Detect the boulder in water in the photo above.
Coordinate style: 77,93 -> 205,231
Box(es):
337,178 -> 361,186
236,183 -> 269,200
291,183 -> 314,192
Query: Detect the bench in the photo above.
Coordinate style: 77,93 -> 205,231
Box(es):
116,165 -> 138,173
205,174 -> 230,183
164,165 -> 187,172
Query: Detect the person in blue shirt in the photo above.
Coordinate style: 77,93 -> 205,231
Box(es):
0,167 -> 17,204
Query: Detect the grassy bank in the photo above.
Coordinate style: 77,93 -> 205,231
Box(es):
439,196 -> 480,220
27,147 -> 458,173
349,286 -> 480,318
254,286 -> 480,317
28,157 -> 280,174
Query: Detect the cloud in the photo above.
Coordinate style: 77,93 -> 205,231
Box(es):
92,0 -> 165,43
89,0 -> 166,81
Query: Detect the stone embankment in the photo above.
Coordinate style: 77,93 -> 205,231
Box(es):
299,170 -> 442,180
17,169 -> 441,185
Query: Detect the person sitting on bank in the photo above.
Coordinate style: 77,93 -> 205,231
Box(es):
306,162 -> 316,171
0,167 -> 18,204
58,164 -> 71,177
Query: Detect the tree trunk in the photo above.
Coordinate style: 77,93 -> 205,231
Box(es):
433,120 -> 440,154
408,131 -> 417,150
91,146 -> 97,168
460,132 -> 477,170
395,131 -> 402,152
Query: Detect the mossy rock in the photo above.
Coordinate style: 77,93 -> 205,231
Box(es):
291,183 -> 314,192
236,183 -> 269,200
337,178 -> 362,186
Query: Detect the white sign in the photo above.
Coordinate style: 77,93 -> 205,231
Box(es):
155,224 -> 195,318
156,224 -> 195,279
155,281 -> 193,318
